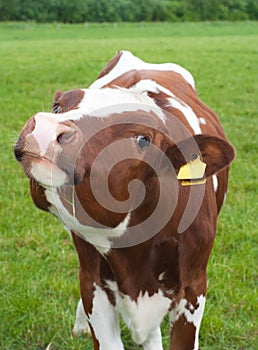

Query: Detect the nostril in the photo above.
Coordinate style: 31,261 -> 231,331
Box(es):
57,130 -> 77,145
14,147 -> 23,162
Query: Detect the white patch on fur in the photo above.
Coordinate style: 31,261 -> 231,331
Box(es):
130,79 -> 201,134
130,78 -> 172,98
106,281 -> 170,346
212,175 -> 218,192
31,114 -> 58,156
130,79 -> 163,95
142,327 -> 163,350
168,97 -> 201,135
199,117 -> 207,125
80,88 -> 157,113
45,188 -> 130,254
89,284 -> 124,350
158,272 -> 165,281
90,50 -> 195,90
72,298 -> 90,336
170,295 -> 206,350
31,161 -> 68,187
50,88 -> 166,123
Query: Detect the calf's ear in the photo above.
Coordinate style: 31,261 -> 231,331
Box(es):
54,90 -> 63,102
52,90 -> 63,113
166,134 -> 235,178
52,89 -> 84,114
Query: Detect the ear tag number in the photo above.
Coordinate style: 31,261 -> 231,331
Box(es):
177,155 -> 207,186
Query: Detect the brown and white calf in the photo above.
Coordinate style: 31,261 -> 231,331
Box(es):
15,51 -> 234,350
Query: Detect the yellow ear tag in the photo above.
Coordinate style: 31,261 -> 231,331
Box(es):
177,155 -> 207,186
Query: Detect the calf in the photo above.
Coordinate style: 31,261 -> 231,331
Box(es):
15,51 -> 234,350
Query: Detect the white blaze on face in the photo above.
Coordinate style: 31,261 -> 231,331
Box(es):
31,113 -> 60,156
25,113 -> 69,187
52,88 -> 166,124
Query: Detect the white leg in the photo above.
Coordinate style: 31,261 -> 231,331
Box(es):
72,298 -> 90,336
88,285 -> 124,350
142,327 -> 163,350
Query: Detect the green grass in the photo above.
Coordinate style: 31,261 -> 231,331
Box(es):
0,21 -> 257,349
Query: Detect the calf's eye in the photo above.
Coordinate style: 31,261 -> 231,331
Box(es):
136,135 -> 150,149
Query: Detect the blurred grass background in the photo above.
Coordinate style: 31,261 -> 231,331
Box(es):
0,21 -> 257,349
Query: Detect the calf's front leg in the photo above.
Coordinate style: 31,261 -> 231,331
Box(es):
169,292 -> 206,350
142,326 -> 164,350
72,298 -> 90,336
85,284 -> 124,350
72,233 -> 124,349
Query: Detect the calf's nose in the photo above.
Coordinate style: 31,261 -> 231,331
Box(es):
14,146 -> 23,162
30,113 -> 78,156
14,113 -> 80,162
14,115 -> 36,161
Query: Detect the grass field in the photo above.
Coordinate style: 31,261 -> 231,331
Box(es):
0,21 -> 257,350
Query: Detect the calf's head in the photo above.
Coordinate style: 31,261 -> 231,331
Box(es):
14,88 -> 234,243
